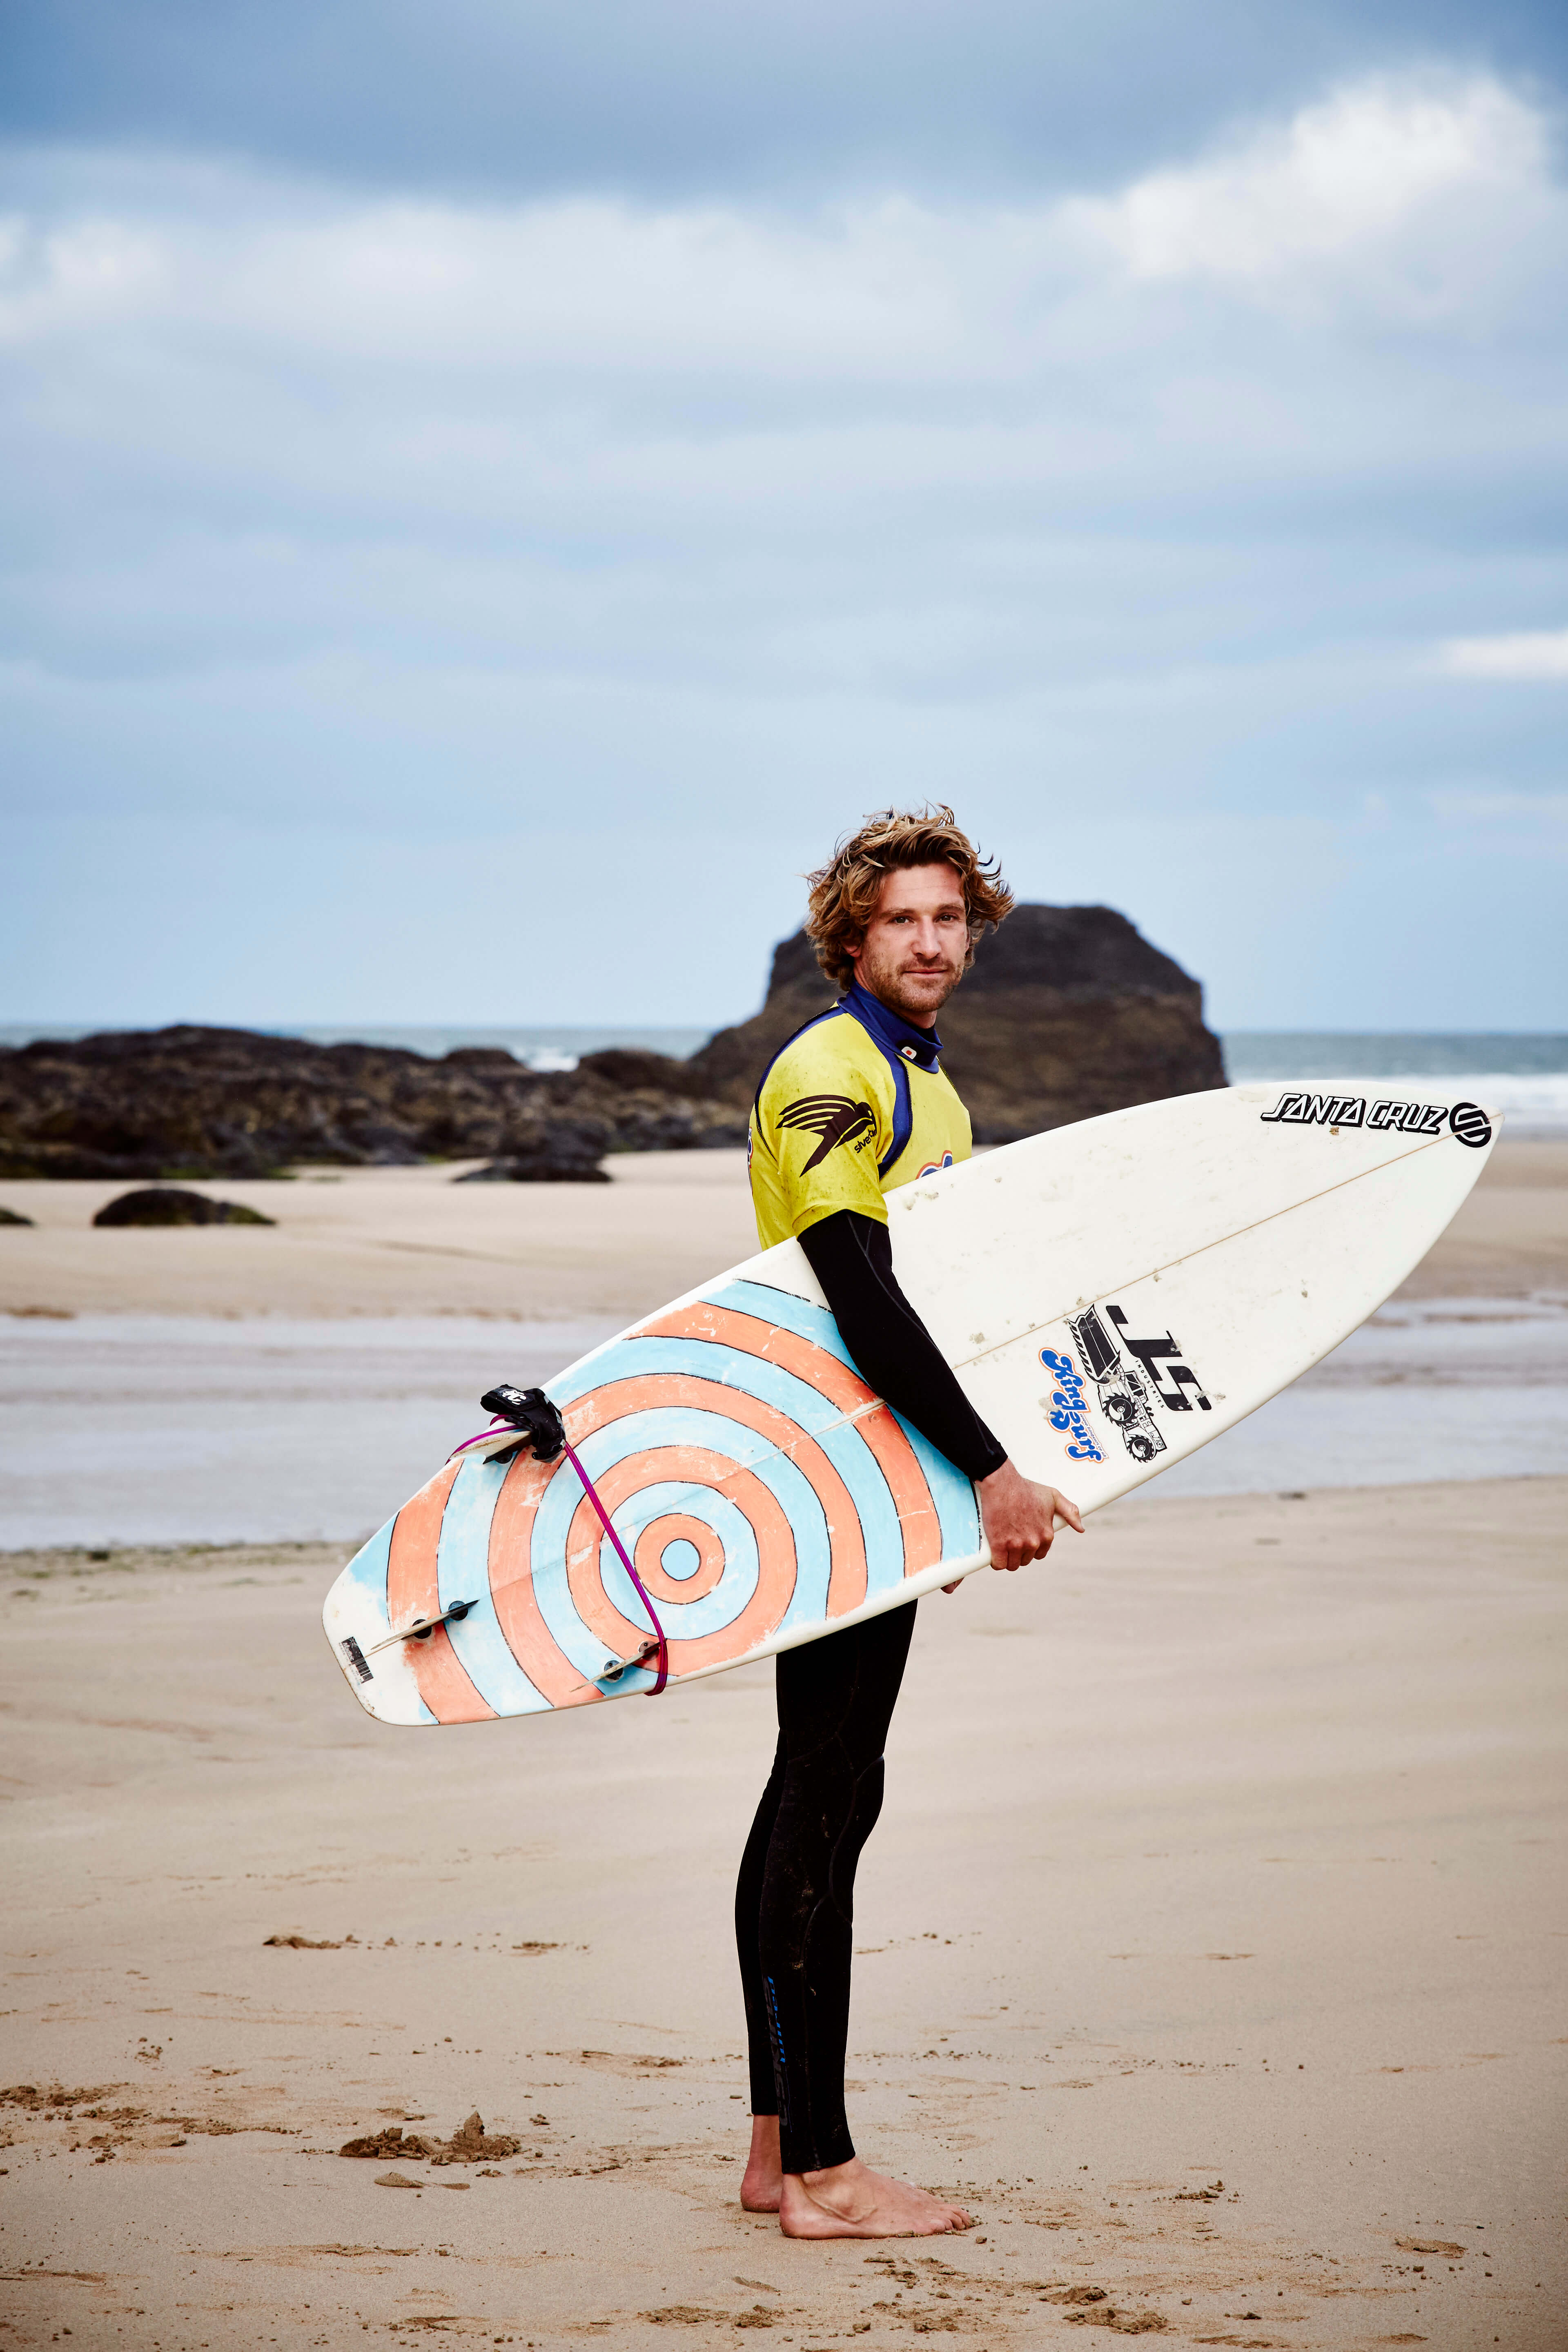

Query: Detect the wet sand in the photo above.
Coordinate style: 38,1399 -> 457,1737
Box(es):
2,1139 -> 1564,1325
3,1477 -> 1564,2350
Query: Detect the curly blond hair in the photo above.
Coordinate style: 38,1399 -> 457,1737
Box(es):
805,806 -> 1014,990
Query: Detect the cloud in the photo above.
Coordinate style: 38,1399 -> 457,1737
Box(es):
1065,75 -> 1547,283
9,0 -> 1566,203
2,67 -> 1566,1024
1438,627 -> 1568,678
1,73 -> 1552,381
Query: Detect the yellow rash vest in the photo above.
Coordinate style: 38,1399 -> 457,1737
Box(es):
748,978 -> 973,1249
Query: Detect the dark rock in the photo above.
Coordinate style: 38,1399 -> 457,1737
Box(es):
459,1160 -> 611,1185
455,1116 -> 613,1183
571,1047 -> 718,1098
0,1205 -> 34,1226
602,1101 -> 749,1152
93,1187 -> 276,1228
0,1023 -> 736,1177
955,904 -> 1200,1000
0,1025 -> 550,1178
552,1051 -> 745,1149
686,905 -> 1225,1140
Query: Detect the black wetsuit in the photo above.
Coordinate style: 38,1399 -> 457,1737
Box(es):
733,1207 -> 1005,2174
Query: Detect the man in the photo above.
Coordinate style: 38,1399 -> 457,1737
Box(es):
735,806 -> 1083,2241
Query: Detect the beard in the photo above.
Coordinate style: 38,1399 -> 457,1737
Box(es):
853,942 -> 964,1025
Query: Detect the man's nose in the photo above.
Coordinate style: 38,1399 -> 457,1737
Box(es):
909,920 -> 947,960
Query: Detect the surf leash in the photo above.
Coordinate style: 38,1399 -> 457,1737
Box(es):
457,1384 -> 668,1697
555,1433 -> 669,1695
448,1421 -> 514,1457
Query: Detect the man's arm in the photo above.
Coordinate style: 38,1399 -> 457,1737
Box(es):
797,1209 -> 1082,1575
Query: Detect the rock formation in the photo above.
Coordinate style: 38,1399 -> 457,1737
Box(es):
0,1029 -> 744,1180
91,1187 -> 275,1227
454,1115 -> 614,1183
0,906 -> 1221,1177
688,905 -> 1225,1140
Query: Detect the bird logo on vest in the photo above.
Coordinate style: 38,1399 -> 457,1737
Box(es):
776,1094 -> 877,1171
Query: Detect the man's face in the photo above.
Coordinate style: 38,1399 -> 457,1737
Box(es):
847,861 -> 971,1024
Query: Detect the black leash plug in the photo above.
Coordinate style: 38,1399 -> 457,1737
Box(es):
479,1384 -> 567,1463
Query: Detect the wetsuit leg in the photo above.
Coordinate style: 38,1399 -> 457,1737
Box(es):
734,1601 -> 917,2174
736,1734 -> 788,2118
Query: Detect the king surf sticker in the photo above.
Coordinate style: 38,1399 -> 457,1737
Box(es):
1038,1347 -> 1104,1463
1064,1303 -> 1212,1467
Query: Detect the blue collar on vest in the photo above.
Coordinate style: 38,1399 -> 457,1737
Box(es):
842,979 -> 942,1073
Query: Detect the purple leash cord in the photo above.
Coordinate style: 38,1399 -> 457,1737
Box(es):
448,1420 -> 512,1456
558,1435 -> 668,1696
448,1419 -> 668,1696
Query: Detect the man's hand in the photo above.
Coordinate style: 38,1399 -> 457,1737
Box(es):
970,1459 -> 1084,1578
939,1460 -> 1083,1590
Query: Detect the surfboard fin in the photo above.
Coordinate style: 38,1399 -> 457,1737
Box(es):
599,1638 -> 663,1684
363,1598 -> 478,1657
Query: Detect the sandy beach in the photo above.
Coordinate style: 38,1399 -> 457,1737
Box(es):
2,1139 -> 1564,2350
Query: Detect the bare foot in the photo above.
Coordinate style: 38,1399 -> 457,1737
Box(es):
779,2156 -> 973,2239
740,2113 -> 782,2213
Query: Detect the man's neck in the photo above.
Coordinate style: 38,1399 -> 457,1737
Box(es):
850,975 -> 937,1033
844,977 -> 946,1071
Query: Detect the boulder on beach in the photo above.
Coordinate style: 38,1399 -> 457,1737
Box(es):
92,1187 -> 276,1228
687,904 -> 1225,1141
454,1116 -> 613,1183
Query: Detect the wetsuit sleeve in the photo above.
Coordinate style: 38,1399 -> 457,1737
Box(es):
798,1209 -> 1008,1486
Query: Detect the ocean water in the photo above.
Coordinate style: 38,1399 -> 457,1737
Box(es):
1221,1032 -> 1568,1134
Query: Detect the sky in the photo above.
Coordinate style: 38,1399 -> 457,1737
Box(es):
3,0 -> 1566,1032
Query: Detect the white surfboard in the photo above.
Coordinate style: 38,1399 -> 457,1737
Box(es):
323,1080 -> 1498,1726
